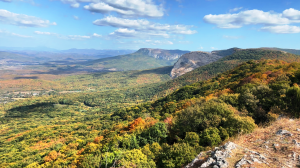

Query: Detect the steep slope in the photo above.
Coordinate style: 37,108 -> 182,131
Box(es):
157,48 -> 300,97
170,51 -> 222,78
85,48 -> 190,71
170,48 -> 239,78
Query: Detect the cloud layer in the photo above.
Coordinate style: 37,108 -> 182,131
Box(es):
204,8 -> 300,33
58,0 -> 163,18
94,16 -> 196,38
34,31 -> 102,40
0,9 -> 56,27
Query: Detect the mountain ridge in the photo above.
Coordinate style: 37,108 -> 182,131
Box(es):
170,48 -> 239,78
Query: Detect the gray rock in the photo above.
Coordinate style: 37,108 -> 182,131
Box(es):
292,140 -> 300,147
235,152 -> 268,167
293,152 -> 297,160
236,157 -> 253,168
276,130 -> 293,136
200,157 -> 215,167
224,142 -> 236,151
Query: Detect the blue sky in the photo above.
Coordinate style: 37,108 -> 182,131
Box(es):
0,0 -> 300,51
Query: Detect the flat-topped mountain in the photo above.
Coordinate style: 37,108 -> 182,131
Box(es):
170,48 -> 238,78
136,48 -> 190,60
86,48 -> 190,71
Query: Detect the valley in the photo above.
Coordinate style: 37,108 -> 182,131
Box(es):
1,47 -> 300,168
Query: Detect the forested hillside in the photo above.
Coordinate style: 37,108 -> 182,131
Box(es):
2,49 -> 300,168
2,58 -> 300,167
85,49 -> 189,71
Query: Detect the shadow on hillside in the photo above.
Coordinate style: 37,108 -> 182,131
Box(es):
131,66 -> 173,76
5,102 -> 55,118
14,76 -> 39,79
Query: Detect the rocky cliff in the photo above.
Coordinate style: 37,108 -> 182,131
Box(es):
136,48 -> 190,60
170,48 -> 239,78
170,51 -> 222,78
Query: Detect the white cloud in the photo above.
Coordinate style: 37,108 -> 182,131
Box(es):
11,33 -> 32,38
229,7 -> 243,13
83,0 -> 164,17
67,35 -> 91,40
223,35 -> 243,39
92,33 -> 102,37
73,15 -> 79,20
94,16 -> 196,38
203,9 -> 298,29
109,28 -> 137,37
282,8 -> 300,20
109,28 -> 170,38
204,9 -> 300,29
60,0 -> 80,8
211,47 -> 217,50
0,9 -> 56,27
0,0 -> 12,2
94,16 -> 150,28
34,31 -> 56,35
204,8 -> 300,34
34,31 -> 97,40
261,25 -> 300,34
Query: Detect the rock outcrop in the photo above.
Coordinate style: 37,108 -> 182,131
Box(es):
170,48 -> 239,78
170,51 -> 222,78
186,142 -> 269,168
136,48 -> 190,61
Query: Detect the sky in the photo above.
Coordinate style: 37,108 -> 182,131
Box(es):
0,0 -> 300,51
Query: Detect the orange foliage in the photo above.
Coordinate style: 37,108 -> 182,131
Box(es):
164,117 -> 173,130
144,117 -> 158,128
215,88 -> 234,97
205,94 -> 215,102
93,136 -> 104,144
129,117 -> 146,132
77,148 -> 85,155
44,150 -> 58,162
30,138 -> 65,150
7,130 -> 30,142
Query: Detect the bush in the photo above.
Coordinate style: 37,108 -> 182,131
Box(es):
119,149 -> 156,168
158,143 -> 197,168
200,127 -> 221,146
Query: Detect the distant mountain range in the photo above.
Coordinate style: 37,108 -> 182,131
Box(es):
0,46 -> 136,57
85,48 -> 190,71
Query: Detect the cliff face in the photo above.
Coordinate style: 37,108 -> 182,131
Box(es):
170,48 -> 239,78
170,51 -> 222,78
136,48 -> 190,60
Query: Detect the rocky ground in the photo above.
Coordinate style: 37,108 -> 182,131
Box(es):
186,117 -> 300,168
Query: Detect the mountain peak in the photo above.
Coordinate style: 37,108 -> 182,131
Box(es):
135,48 -> 190,60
